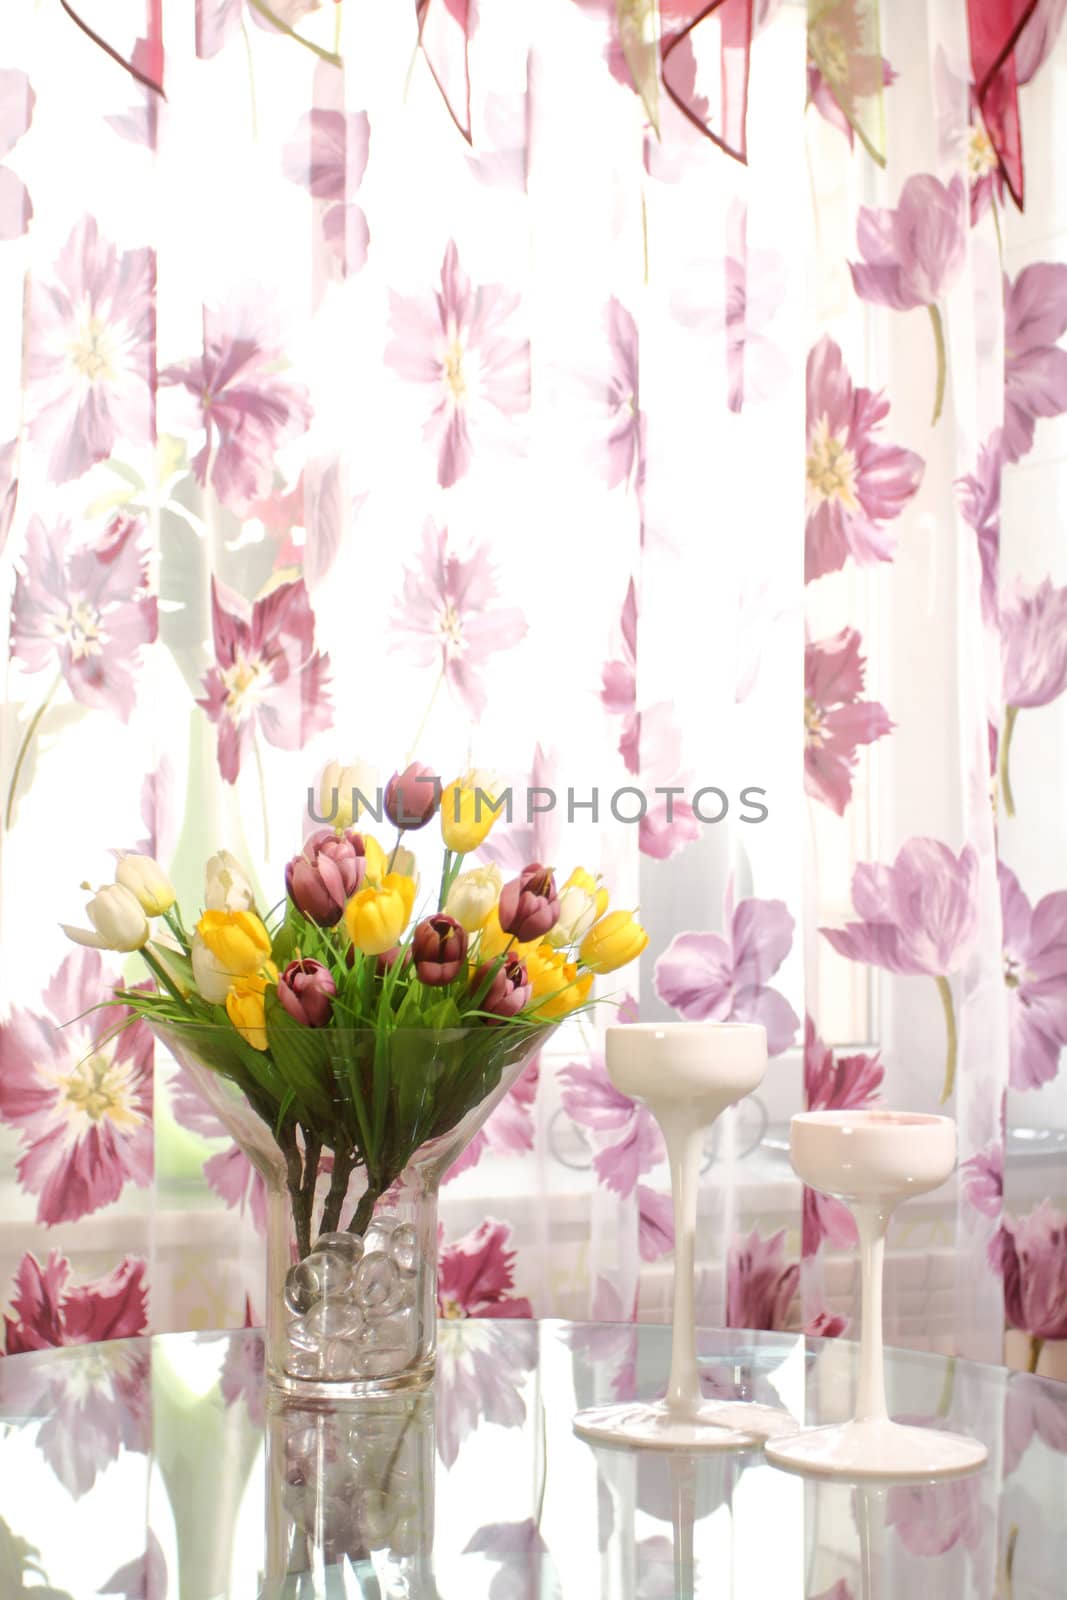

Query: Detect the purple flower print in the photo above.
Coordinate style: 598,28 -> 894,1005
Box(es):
445,1058 -> 539,1182
197,577 -> 332,784
168,1070 -> 268,1233
0,67 -> 34,240
998,862 -> 1067,1091
0,952 -> 153,1226
726,1228 -> 799,1331
437,1219 -> 533,1320
636,703 -> 700,861
991,1201 -> 1067,1366
655,883 -> 800,1056
999,577 -> 1067,816
464,1520 -> 552,1600
601,577 -> 639,773
960,1141 -> 1003,1218
26,217 -> 154,483
886,1470 -> 983,1558
1003,264 -> 1067,465
602,297 -> 645,491
161,303 -> 313,514
196,0 -> 322,58
436,1318 -> 536,1469
479,746 -> 560,873
389,520 -> 526,719
803,1017 -> 883,1258
217,1301 -> 265,1430
1015,0 -> 1067,85
849,173 -> 966,425
560,1050 -> 662,1200
807,0 -> 895,161
638,1186 -> 674,1262
956,432 -> 1000,625
821,838 -> 980,1101
385,240 -> 530,488
282,107 -> 370,279
1004,1373 -> 1067,1477
98,1530 -> 167,1600
805,628 -> 892,814
805,335 -> 924,582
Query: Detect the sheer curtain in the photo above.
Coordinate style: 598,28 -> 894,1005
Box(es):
0,0 -> 1065,1392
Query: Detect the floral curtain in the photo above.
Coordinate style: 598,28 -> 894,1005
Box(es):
1,0 -> 1066,1439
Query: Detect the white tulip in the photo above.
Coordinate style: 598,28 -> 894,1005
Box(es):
204,850 -> 256,912
62,884 -> 149,952
445,864 -> 503,932
547,884 -> 602,948
317,759 -> 379,832
191,933 -> 234,1005
116,853 -> 176,917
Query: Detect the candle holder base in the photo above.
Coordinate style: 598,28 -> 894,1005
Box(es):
573,1397 -> 790,1453
764,1417 -> 988,1481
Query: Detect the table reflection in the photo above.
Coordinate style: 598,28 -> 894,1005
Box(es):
0,1322 -> 1063,1599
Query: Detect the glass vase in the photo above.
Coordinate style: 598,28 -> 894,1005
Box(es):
155,1025 -> 545,1399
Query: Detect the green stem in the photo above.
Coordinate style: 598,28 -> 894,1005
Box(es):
935,974 -> 958,1104
245,0 -> 342,66
5,672 -> 62,830
299,1128 -> 322,1245
278,1121 -> 312,1260
333,0 -> 343,54
1004,1523 -> 1019,1600
1000,705 -> 1019,819
438,848 -> 454,912
140,946 -> 187,1004
320,1144 -> 356,1235
991,192 -> 1004,268
935,1353 -> 956,1417
346,1180 -> 381,1238
387,830 -> 403,873
163,905 -> 190,952
406,668 -> 444,765
239,17 -> 259,143
928,302 -> 947,426
1027,1334 -> 1044,1374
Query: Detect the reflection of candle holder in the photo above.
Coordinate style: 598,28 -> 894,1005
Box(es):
766,1112 -> 988,1480
263,1390 -> 435,1597
574,1024 -> 794,1451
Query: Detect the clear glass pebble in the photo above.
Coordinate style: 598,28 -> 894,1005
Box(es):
286,1348 -> 323,1380
286,1315 -> 319,1353
363,1215 -> 399,1255
388,1223 -> 419,1276
311,1249 -> 353,1299
322,1339 -> 360,1380
284,1259 -> 322,1314
353,1251 -> 402,1313
305,1298 -> 364,1342
311,1230 -> 364,1266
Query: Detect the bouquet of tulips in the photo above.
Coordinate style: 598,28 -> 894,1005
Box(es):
63,763 -> 648,1249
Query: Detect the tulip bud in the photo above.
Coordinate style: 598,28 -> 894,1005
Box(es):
205,849 -> 256,912
344,880 -> 413,956
191,932 -> 234,1004
498,864 -> 560,943
317,758 -> 378,832
196,909 -> 273,976
226,972 -> 270,1051
523,943 -> 594,1018
441,770 -> 504,854
579,909 -> 649,974
547,868 -> 608,948
470,952 -> 532,1019
445,864 -> 502,932
62,883 -> 150,952
286,828 -> 367,926
278,958 -> 337,1028
384,763 -> 441,830
116,854 -> 176,917
411,914 -> 468,986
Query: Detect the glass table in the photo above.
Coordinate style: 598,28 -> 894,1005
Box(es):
0,1320 -> 1063,1598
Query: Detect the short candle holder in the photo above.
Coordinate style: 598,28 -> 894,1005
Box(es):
764,1110 -> 988,1481
573,1023 -> 795,1452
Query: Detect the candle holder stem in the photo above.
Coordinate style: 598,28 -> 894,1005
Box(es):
659,1108 -> 704,1418
853,1205 -> 890,1423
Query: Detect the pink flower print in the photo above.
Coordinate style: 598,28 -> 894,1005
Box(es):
437,1219 -> 533,1319
197,577 -> 332,784
960,1141 -> 1003,1219
1003,264 -> 1067,465
638,1185 -> 674,1262
1,1252 -> 149,1497
849,173 -> 966,425
636,703 -> 700,861
282,107 -> 370,279
726,1228 -> 799,1330
805,628 -> 892,814
805,1308 -> 848,1339
820,838 -> 980,1101
385,240 -> 529,488
196,0 -> 322,57
810,1584 -> 854,1600
444,1057 -> 539,1183
0,437 -> 17,555
160,302 -> 312,514
129,757 -> 177,862
886,1470 -> 983,1557
803,1017 -> 883,1257
98,1531 -> 167,1600
655,883 -> 800,1055
479,745 -> 561,874
464,1520 -> 552,1600
168,1069 -> 268,1233
0,67 -> 34,240
805,335 -> 924,582
0,951 -> 153,1226
1004,1372 -> 1067,1477
436,1320 -> 536,1469
956,431 -> 1000,625
26,217 -> 154,483
559,1050 -> 663,1200
990,1200 -> 1067,1347
998,862 -> 1067,1091
1000,577 -> 1067,817
601,576 -> 639,773
218,1312 -> 265,1430
1015,0 -> 1067,85
390,520 -> 526,719
807,0 -> 895,160
602,296 -> 645,491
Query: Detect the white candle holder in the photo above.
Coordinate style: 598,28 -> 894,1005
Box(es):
764,1110 -> 988,1480
573,1023 -> 795,1452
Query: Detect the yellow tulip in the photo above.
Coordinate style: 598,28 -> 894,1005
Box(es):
478,904 -> 537,964
547,867 -> 610,948
345,881 -> 411,956
362,834 -> 389,885
196,909 -> 273,975
524,943 -> 594,1018
441,771 -> 505,854
579,910 -> 649,974
226,972 -> 271,1051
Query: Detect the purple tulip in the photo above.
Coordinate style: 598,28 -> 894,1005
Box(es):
471,952 -> 531,1019
278,958 -> 337,1028
286,827 -> 366,926
849,173 -> 966,312
991,1200 -> 1067,1343
384,762 -> 440,830
411,914 -> 468,986
498,864 -> 560,942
